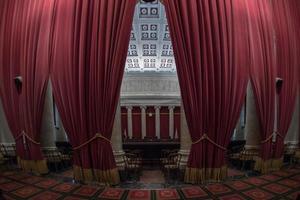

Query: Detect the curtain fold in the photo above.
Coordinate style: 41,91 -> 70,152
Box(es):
160,107 -> 169,139
50,0 -> 135,184
132,107 -> 142,139
146,107 -> 155,139
246,0 -> 276,173
289,0 -> 300,148
271,0 -> 299,170
0,0 -> 55,174
164,0 -> 249,183
0,0 -> 25,167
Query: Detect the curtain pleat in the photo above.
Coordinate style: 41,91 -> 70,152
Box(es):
0,0 -> 55,174
50,0 -> 135,184
164,0 -> 249,183
246,0 -> 276,174
271,0 -> 299,170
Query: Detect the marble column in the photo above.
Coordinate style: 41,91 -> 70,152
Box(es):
234,106 -> 246,141
55,116 -> 68,142
0,98 -> 14,144
40,82 -> 56,150
126,106 -> 133,139
178,104 -> 192,168
244,83 -> 261,150
111,103 -> 125,168
169,106 -> 175,139
155,106 -> 160,139
141,106 -> 147,139
284,93 -> 299,152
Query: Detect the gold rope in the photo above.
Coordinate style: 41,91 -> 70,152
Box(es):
261,132 -> 284,144
192,134 -> 226,151
275,131 -> 284,138
73,133 -> 111,151
261,133 -> 273,144
15,130 -> 40,145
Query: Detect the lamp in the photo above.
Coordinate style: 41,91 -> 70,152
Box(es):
275,78 -> 283,94
273,77 -> 283,144
14,76 -> 23,94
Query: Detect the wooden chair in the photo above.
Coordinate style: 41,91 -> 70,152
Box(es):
160,149 -> 168,170
239,149 -> 258,170
163,153 -> 181,182
60,153 -> 73,168
123,153 -> 141,181
0,144 -> 16,167
130,150 -> 143,167
160,149 -> 178,170
44,149 -> 64,172
291,149 -> 300,164
0,152 -> 6,166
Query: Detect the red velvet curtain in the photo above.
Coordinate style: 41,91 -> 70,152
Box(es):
160,107 -> 169,139
165,0 -> 249,183
289,0 -> 300,147
121,107 -> 128,139
0,0 -> 55,174
50,0 -> 135,184
146,107 -> 156,139
246,0 -> 276,173
0,0 -> 25,164
132,107 -> 142,139
272,0 -> 299,169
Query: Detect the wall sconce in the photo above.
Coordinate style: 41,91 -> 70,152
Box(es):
276,78 -> 283,94
14,76 -> 23,94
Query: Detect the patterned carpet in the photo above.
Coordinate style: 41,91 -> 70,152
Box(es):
0,166 -> 300,200
139,170 -> 165,184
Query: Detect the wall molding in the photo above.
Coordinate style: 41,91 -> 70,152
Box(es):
121,74 -> 180,97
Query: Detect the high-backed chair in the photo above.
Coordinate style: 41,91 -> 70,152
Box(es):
163,153 -> 182,182
123,153 -> 141,181
0,144 -> 17,167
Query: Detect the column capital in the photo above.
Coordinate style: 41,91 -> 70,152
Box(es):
140,105 -> 147,110
168,105 -> 175,110
154,105 -> 161,110
126,106 -> 133,110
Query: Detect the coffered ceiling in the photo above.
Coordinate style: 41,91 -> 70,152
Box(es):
125,0 -> 176,73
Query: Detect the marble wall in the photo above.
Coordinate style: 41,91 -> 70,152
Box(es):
120,73 -> 180,97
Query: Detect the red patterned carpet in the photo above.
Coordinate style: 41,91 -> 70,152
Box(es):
139,170 -> 165,184
0,166 -> 300,200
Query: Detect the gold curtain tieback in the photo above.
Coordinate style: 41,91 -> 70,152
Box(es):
192,133 -> 226,151
73,133 -> 111,151
275,131 -> 284,138
261,133 -> 274,144
15,130 -> 40,145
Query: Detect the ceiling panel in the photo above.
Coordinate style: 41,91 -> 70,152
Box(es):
125,0 -> 176,73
